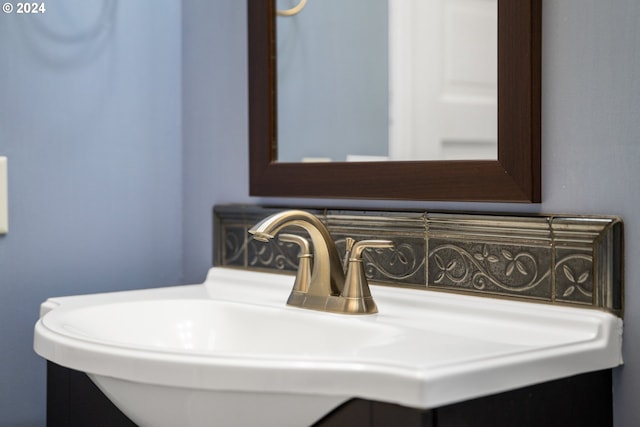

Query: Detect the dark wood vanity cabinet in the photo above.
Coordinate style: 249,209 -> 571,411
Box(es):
47,362 -> 137,427
47,362 -> 612,427
316,369 -> 613,427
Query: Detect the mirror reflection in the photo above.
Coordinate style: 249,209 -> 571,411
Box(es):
276,0 -> 497,162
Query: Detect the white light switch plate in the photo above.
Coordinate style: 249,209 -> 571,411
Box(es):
0,157 -> 7,234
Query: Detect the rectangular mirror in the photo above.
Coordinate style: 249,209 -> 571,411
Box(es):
248,0 -> 541,202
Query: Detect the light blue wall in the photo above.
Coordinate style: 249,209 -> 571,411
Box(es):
276,0 -> 388,162
0,1 -> 182,425
183,1 -> 640,426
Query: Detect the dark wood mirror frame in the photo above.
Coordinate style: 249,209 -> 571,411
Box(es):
248,0 -> 541,202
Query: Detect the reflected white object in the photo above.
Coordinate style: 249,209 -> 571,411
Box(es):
346,154 -> 390,162
34,268 -> 623,427
277,0 -> 308,17
301,157 -> 332,162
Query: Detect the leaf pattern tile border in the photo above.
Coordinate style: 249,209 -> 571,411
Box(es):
213,205 -> 623,316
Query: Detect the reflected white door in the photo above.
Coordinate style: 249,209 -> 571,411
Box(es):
388,0 -> 497,160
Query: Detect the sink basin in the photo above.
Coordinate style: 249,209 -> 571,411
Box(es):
51,299 -> 397,356
34,267 -> 623,427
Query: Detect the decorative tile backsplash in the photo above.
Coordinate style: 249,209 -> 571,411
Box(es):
213,205 -> 623,316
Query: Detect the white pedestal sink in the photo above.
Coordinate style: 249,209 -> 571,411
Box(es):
34,267 -> 623,427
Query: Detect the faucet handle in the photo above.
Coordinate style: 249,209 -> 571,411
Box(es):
341,239 -> 395,314
279,234 -> 312,294
342,237 -> 356,271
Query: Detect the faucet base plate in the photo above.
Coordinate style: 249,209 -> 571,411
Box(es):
287,291 -> 378,315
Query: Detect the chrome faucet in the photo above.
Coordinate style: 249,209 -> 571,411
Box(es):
249,210 -> 393,314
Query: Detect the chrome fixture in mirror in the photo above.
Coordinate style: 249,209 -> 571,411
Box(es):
248,0 -> 541,202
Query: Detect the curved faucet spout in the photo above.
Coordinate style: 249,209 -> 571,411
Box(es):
249,210 -> 345,297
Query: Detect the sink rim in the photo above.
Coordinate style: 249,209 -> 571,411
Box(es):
34,267 -> 623,410
37,295 -> 609,368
